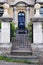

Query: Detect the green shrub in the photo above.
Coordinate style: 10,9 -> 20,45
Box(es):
42,22 -> 43,29
0,22 -> 1,29
27,22 -> 33,42
10,21 -> 16,37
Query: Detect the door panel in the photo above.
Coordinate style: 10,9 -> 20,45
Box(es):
18,12 -> 25,30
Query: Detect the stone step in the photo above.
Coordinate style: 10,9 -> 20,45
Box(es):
5,55 -> 39,64
11,50 -> 32,56
16,30 -> 28,34
16,34 -> 29,38
11,50 -> 32,52
12,45 -> 32,50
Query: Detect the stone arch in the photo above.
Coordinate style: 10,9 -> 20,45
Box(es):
15,1 -> 29,5
10,1 -> 30,6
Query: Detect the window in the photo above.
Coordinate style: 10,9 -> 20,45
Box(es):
40,7 -> 43,16
0,7 -> 4,17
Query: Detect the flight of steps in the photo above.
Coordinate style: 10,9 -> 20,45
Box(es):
5,55 -> 39,65
11,33 -> 32,56
9,32 -> 39,65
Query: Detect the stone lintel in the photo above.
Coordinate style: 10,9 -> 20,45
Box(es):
0,17 -> 13,22
30,17 -> 43,22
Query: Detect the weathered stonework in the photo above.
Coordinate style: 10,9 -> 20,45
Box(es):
0,43 -> 12,55
31,18 -> 43,22
31,3 -> 43,56
0,3 -> 13,55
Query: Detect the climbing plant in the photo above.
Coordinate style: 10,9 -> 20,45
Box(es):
0,22 -> 1,29
27,22 -> 33,42
10,21 -> 16,37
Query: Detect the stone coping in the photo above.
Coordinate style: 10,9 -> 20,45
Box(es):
0,43 -> 12,45
0,17 -> 13,22
0,2 -> 7,4
30,17 -> 43,22
0,43 -> 12,48
36,2 -> 43,4
31,43 -> 43,45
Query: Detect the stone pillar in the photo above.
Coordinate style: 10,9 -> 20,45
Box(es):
31,3 -> 43,55
13,7 -> 18,27
33,22 -> 42,43
1,22 -> 10,43
0,3 -> 13,55
26,7 -> 30,27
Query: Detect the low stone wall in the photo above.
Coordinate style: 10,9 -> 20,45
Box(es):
31,43 -> 43,56
39,55 -> 43,65
0,43 -> 12,55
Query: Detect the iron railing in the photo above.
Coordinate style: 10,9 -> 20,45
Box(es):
12,34 -> 31,50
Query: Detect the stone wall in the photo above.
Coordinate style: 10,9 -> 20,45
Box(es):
36,0 -> 43,3
8,7 -> 13,18
0,0 -> 7,3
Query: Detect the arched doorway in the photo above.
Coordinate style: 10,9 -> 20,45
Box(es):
18,12 -> 25,30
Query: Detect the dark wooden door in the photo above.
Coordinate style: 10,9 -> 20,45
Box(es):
18,12 -> 25,30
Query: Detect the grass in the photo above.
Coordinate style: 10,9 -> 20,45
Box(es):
0,55 -> 39,64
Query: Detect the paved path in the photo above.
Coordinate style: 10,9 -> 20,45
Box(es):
0,61 -> 38,65
0,61 -> 28,65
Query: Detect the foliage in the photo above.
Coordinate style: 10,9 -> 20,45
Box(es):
0,22 -> 1,29
10,21 -> 16,37
42,22 -> 43,29
0,56 -> 39,64
27,22 -> 33,42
